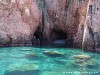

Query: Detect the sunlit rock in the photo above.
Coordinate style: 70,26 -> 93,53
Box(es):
19,0 -> 24,4
11,0 -> 16,3
0,0 -> 40,45
43,51 -> 65,57
4,63 -> 40,75
24,7 -> 30,16
73,54 -> 91,60
75,0 -> 100,51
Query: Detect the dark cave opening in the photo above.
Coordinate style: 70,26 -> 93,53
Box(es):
33,27 -> 74,47
52,29 -> 67,41
32,27 -> 43,45
51,29 -> 74,47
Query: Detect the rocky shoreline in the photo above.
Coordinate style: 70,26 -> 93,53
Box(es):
0,0 -> 100,51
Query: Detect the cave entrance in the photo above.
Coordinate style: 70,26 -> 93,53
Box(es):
52,29 -> 74,48
52,29 -> 67,41
51,29 -> 67,47
32,27 -> 43,45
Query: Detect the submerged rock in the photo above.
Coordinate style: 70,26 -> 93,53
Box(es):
73,54 -> 91,60
25,53 -> 38,59
43,51 -> 65,57
72,54 -> 98,68
4,63 -> 40,75
76,60 -> 98,68
86,60 -> 98,69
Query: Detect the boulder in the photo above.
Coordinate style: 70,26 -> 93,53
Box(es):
73,54 -> 91,60
43,51 -> 65,57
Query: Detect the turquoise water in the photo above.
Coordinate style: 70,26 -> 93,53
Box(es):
0,47 -> 100,75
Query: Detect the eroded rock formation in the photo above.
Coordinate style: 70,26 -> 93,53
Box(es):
82,0 -> 100,51
35,0 -> 90,44
0,0 -> 40,46
0,0 -> 100,51
74,0 -> 100,51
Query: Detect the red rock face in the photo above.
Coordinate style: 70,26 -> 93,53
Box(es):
0,0 -> 40,46
0,0 -> 91,48
82,0 -> 100,51
41,0 -> 90,42
74,0 -> 100,51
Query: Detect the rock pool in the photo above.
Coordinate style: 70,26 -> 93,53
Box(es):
0,47 -> 100,75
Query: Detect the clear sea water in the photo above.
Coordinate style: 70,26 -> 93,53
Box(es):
0,46 -> 100,75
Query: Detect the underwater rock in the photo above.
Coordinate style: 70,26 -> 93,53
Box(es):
71,54 -> 97,67
43,51 -> 65,57
73,54 -> 91,60
86,60 -> 99,69
72,57 -> 98,68
25,53 -> 38,59
4,63 -> 40,75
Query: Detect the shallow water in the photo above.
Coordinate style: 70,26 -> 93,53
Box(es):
0,47 -> 100,75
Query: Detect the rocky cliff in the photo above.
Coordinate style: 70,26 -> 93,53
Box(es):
0,0 -> 40,46
35,0 -> 90,45
0,0 -> 99,51
82,0 -> 100,51
74,0 -> 100,52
